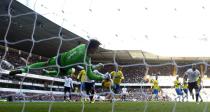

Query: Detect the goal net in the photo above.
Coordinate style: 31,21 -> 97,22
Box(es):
0,0 -> 210,112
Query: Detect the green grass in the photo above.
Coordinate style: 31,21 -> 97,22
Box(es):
0,102 -> 209,112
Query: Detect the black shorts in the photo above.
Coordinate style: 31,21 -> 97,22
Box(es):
188,82 -> 198,93
84,82 -> 95,92
64,87 -> 71,93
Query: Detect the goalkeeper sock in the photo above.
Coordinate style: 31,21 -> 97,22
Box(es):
9,69 -> 23,76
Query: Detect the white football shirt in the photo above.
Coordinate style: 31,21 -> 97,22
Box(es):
185,68 -> 200,83
64,76 -> 73,88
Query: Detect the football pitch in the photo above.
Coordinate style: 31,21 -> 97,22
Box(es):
0,102 -> 209,112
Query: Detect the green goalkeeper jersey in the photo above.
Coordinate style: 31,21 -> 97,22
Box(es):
51,44 -> 103,80
60,44 -> 88,66
20,44 -> 103,81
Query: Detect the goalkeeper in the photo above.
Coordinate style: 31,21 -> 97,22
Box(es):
9,39 -> 105,81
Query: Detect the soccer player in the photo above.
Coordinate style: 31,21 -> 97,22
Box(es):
102,74 -> 113,102
64,75 -> 74,101
151,75 -> 160,101
184,64 -> 200,103
76,64 -> 104,103
182,80 -> 189,102
174,76 -> 183,102
82,69 -> 95,103
111,66 -> 124,94
77,68 -> 88,101
77,69 -> 86,92
121,86 -> 128,101
9,39 -> 105,81
197,76 -> 203,102
84,79 -> 95,103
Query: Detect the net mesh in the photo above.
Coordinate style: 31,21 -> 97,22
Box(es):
0,0 -> 210,112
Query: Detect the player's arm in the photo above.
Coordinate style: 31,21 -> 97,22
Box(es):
86,65 -> 104,81
70,78 -> 74,89
102,80 -> 105,87
120,71 -> 124,80
158,87 -> 161,92
110,71 -> 114,79
92,63 -> 104,70
77,70 -> 83,80
110,79 -> 114,87
43,69 -> 58,76
93,70 -> 105,76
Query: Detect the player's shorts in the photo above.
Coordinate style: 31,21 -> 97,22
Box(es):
183,89 -> 188,94
152,89 -> 158,95
64,86 -> 71,93
84,82 -> 95,93
80,82 -> 85,91
175,88 -> 183,95
121,92 -> 128,96
188,82 -> 199,93
113,84 -> 120,94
